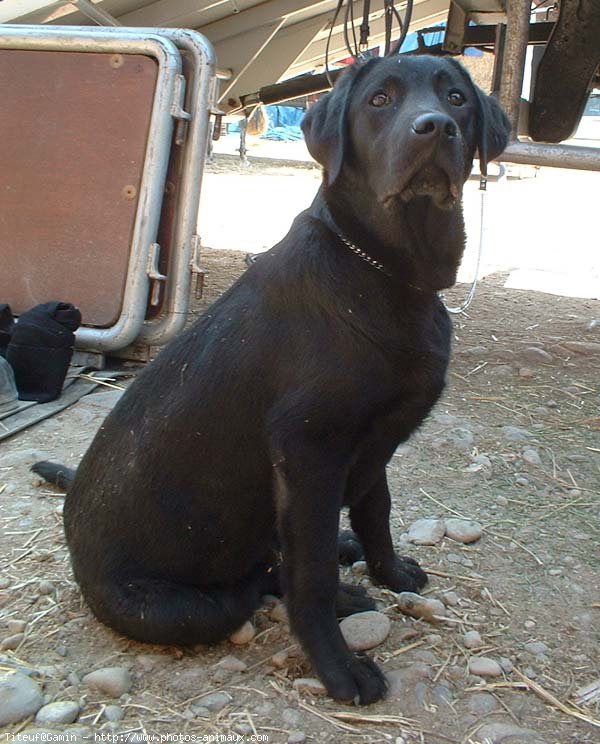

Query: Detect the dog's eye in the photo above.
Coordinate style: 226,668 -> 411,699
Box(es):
370,92 -> 390,107
448,90 -> 465,107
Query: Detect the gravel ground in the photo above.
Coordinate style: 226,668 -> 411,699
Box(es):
1,156 -> 599,744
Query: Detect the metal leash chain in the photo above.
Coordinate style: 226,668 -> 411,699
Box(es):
441,176 -> 487,315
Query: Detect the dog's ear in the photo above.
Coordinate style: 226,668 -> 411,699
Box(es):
473,87 -> 512,171
446,58 -> 511,172
301,64 -> 366,185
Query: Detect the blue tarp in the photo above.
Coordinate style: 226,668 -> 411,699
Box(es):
228,105 -> 305,141
263,105 -> 304,141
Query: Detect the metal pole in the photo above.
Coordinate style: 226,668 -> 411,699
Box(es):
73,0 -> 121,26
498,142 -> 600,172
499,0 -> 531,139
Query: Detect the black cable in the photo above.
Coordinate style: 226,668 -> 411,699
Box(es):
348,0 -> 359,56
395,0 -> 413,54
325,0 -> 346,86
384,0 -> 394,56
343,0 -> 358,57
359,0 -> 371,49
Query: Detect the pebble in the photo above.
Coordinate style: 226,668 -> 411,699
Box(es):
103,705 -> 125,722
66,672 -> 80,687
271,650 -> 289,668
518,367 -> 535,379
585,319 -> 598,332
444,518 -> 483,544
470,453 -> 492,470
0,578 -> 10,590
442,591 -> 460,607
7,620 -> 26,634
463,630 -> 484,649
197,692 -> 231,712
463,346 -> 488,357
501,426 -> 531,442
83,667 -> 132,697
0,670 -> 44,726
229,620 -> 255,645
216,655 -> 247,672
34,701 -> 80,724
282,708 -> 302,726
256,702 -> 275,716
476,722 -> 542,743
522,447 -> 542,466
233,724 -> 252,736
0,633 -> 24,651
468,657 -> 503,677
135,654 -> 172,672
524,641 -> 548,656
351,560 -> 367,575
269,602 -> 289,624
397,627 -> 420,642
467,692 -> 498,715
288,733 -> 306,744
546,399 -> 558,408
489,365 -> 513,379
293,677 -> 327,696
562,341 -> 600,355
340,611 -> 391,651
408,518 -> 445,545
386,664 -> 433,697
515,476 -> 529,487
496,495 -> 509,506
433,684 -> 453,706
499,657 -> 514,673
396,593 -> 446,623
448,427 -> 475,450
38,580 -> 55,595
521,347 -> 553,364
524,619 -> 536,630
414,650 -> 439,665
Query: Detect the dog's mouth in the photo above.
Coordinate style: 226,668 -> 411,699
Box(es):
400,165 -> 461,209
383,165 -> 461,211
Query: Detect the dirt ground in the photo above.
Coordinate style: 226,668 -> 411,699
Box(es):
1,156 -> 599,744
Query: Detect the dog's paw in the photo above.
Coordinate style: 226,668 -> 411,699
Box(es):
335,582 -> 376,618
372,555 -> 428,593
321,653 -> 388,705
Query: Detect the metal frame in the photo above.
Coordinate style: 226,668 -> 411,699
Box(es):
495,0 -> 600,172
0,25 -> 216,352
26,26 -> 218,347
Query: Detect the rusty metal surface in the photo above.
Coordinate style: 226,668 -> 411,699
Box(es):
0,49 -> 157,327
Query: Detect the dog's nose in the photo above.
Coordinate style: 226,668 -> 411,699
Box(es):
412,113 -> 457,138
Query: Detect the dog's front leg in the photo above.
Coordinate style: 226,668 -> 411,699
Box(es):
273,450 -> 387,705
350,473 -> 428,593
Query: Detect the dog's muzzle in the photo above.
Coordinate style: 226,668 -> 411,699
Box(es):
384,112 -> 464,210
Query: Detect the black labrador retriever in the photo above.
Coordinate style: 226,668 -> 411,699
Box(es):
34,55 -> 510,705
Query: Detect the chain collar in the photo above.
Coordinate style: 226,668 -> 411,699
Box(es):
336,234 -> 388,275
335,230 -> 433,295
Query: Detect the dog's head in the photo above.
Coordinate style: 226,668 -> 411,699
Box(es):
302,55 -> 510,210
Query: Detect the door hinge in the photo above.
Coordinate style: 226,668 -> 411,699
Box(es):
190,234 -> 206,299
147,242 -> 167,306
171,73 -> 192,145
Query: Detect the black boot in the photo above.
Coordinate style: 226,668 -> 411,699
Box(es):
6,302 -> 82,403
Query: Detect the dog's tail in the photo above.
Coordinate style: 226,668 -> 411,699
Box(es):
31,461 -> 76,490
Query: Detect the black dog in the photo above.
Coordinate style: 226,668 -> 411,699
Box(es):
34,55 -> 509,705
